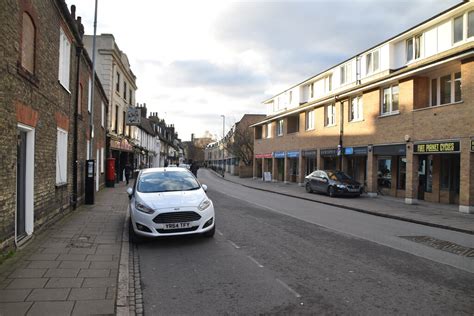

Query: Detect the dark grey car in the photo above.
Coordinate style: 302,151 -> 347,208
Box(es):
304,170 -> 363,197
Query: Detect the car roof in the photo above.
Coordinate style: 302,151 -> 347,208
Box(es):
140,167 -> 188,174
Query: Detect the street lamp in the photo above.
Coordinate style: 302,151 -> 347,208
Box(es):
221,115 -> 225,177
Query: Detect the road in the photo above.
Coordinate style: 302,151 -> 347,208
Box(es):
136,169 -> 474,315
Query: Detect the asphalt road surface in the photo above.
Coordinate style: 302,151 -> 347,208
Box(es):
136,169 -> 474,315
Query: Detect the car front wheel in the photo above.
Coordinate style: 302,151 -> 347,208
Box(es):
305,183 -> 313,193
328,186 -> 336,197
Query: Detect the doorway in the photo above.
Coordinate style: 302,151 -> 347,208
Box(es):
17,130 -> 27,240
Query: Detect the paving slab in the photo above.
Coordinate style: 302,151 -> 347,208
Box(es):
71,299 -> 115,315
9,269 -> 46,278
45,278 -> 84,288
0,302 -> 33,315
26,301 -> 74,315
44,268 -> 80,278
26,288 -> 70,301
77,269 -> 110,278
82,277 -> 116,288
26,261 -> 61,269
6,278 -> 48,289
0,289 -> 32,302
58,261 -> 91,269
68,287 -> 107,300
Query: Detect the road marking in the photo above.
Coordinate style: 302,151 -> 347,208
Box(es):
276,278 -> 301,298
228,240 -> 240,249
216,229 -> 224,236
247,255 -> 264,268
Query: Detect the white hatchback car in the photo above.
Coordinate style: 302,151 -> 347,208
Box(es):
127,167 -> 215,238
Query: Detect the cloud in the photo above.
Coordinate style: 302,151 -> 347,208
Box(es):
157,60 -> 270,97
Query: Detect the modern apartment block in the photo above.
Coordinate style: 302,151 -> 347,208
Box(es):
84,34 -> 138,180
0,0 -> 108,252
252,0 -> 474,213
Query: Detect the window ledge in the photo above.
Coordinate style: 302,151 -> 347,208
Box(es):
349,119 -> 364,123
325,124 -> 337,128
55,182 -> 68,188
413,101 -> 464,112
305,128 -> 315,132
378,111 -> 400,118
58,81 -> 71,94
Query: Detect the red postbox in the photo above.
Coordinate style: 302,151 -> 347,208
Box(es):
106,158 -> 116,187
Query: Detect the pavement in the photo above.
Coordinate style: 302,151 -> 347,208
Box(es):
204,168 -> 474,235
0,182 -> 130,316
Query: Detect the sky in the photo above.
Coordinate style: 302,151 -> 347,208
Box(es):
76,0 -> 461,141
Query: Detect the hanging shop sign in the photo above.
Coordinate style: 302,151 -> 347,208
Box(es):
320,148 -> 338,157
286,151 -> 299,158
256,153 -> 272,159
302,150 -> 317,158
273,151 -> 285,158
373,144 -> 406,156
414,141 -> 460,154
471,139 -> 474,152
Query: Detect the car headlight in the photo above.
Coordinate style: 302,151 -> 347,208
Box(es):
135,201 -> 155,214
198,198 -> 211,211
336,184 -> 346,189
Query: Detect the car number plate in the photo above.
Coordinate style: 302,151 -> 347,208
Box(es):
164,222 -> 191,229
348,188 -> 359,192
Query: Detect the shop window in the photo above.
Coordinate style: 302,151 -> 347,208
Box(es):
381,85 -> 399,115
21,12 -> 35,74
426,156 -> 433,193
377,158 -> 391,189
397,157 -> 406,190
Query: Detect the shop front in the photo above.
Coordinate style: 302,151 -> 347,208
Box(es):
413,140 -> 460,204
110,137 -> 135,183
344,146 -> 367,185
286,151 -> 299,183
273,151 -> 285,182
320,148 -> 338,170
372,144 -> 406,197
302,150 -> 317,175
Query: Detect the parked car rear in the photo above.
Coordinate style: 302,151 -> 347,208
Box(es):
304,170 -> 363,197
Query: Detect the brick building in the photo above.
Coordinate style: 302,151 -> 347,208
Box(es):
252,1 -> 474,213
0,0 -> 108,252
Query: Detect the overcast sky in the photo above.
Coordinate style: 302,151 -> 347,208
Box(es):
77,0 -> 460,141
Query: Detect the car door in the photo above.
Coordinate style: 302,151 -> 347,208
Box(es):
311,171 -> 325,192
317,171 -> 330,192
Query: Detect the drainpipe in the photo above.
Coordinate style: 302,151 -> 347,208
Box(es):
73,44 -> 82,209
337,95 -> 343,170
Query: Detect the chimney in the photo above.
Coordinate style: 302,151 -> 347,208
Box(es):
140,103 -> 147,118
71,5 -> 76,19
191,133 -> 194,142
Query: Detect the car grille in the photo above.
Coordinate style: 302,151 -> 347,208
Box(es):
156,226 -> 199,234
153,211 -> 202,224
347,185 -> 359,190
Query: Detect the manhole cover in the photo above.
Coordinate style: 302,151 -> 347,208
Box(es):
400,236 -> 474,257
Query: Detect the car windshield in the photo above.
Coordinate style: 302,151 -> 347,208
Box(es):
137,170 -> 201,193
327,171 -> 352,181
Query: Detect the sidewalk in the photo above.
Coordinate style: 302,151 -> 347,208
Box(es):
207,169 -> 474,235
0,183 -> 129,316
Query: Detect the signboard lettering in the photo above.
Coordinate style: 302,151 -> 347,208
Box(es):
414,141 -> 459,154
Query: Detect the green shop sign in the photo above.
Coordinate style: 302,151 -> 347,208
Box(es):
414,141 -> 460,154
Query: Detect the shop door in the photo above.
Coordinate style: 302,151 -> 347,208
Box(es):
16,130 -> 27,239
418,156 -> 427,200
277,159 -> 284,181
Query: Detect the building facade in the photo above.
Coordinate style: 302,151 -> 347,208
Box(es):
253,1 -> 474,213
84,34 -> 137,182
0,0 -> 108,252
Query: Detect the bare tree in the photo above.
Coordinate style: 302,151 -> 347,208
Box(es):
224,126 -> 254,166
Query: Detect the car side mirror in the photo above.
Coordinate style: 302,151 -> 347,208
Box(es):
126,187 -> 133,200
322,177 -> 329,183
201,184 -> 208,192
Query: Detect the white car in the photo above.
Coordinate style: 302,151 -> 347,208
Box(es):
127,167 -> 215,238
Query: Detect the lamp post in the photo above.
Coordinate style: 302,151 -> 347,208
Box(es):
221,115 -> 225,177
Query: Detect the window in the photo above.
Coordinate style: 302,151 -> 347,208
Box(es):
325,104 -> 336,126
305,109 -> 315,130
276,119 -> 284,136
310,83 -> 314,98
406,35 -> 422,62
266,123 -> 272,138
381,85 -> 399,115
21,12 -> 35,73
101,102 -> 105,127
58,27 -> 71,89
432,72 -> 462,106
366,50 -> 379,74
114,105 -> 119,133
124,82 -> 127,100
453,15 -> 464,43
86,140 -> 90,160
340,63 -> 351,85
101,147 -> 105,173
289,91 -> 293,104
116,72 -> 120,92
469,11 -> 474,38
350,96 -> 363,121
129,89 -> 133,104
87,76 -> 92,112
123,111 -> 126,135
324,74 -> 333,93
397,157 -> 406,190
56,128 -> 68,184
377,158 -> 391,189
